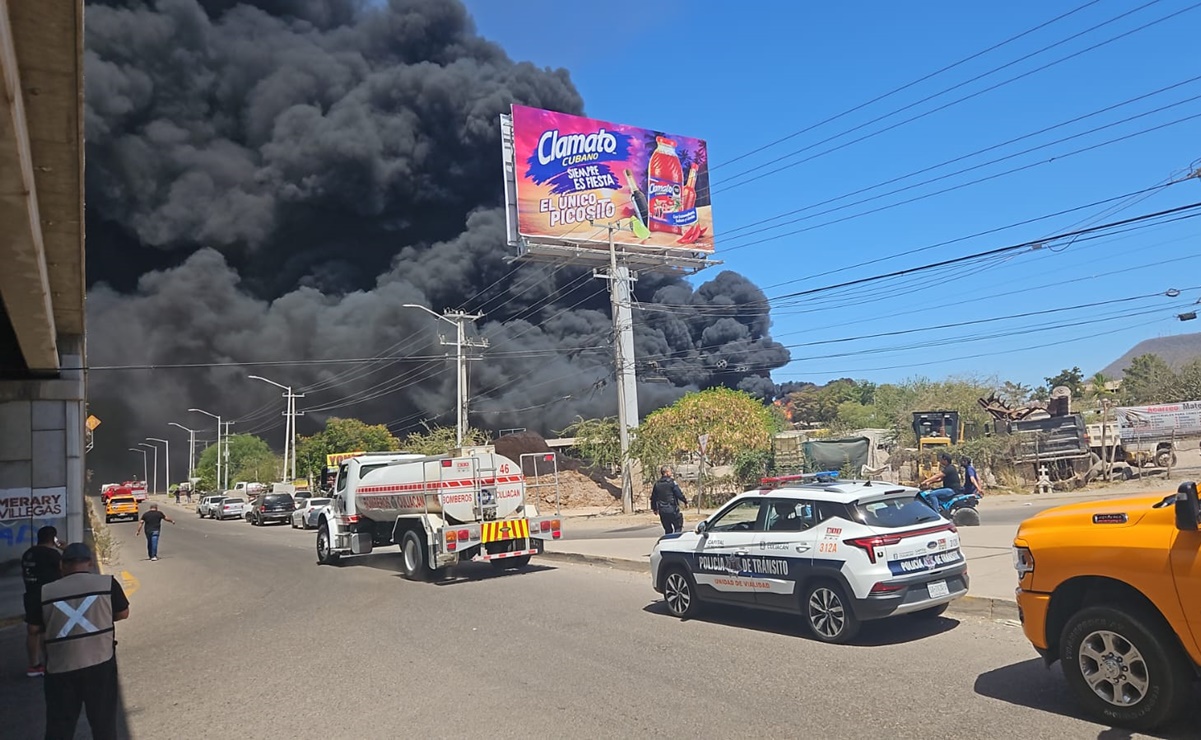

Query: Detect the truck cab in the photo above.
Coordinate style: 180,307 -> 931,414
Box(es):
316,447 -> 562,579
1013,481 -> 1201,731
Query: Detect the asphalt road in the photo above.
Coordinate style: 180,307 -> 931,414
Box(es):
7,498 -> 1197,739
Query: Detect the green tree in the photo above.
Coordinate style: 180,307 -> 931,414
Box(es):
998,381 -> 1031,405
401,425 -> 490,456
630,388 -> 777,476
1176,359 -> 1201,400
1045,366 -> 1085,396
196,434 -> 278,491
1121,354 -> 1176,405
295,417 -> 401,480
558,416 -> 622,473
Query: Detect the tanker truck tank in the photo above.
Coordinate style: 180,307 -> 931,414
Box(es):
347,449 -> 528,525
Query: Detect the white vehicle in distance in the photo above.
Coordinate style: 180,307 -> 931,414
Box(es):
212,497 -> 246,521
197,495 -> 226,518
650,475 -> 968,644
291,497 -> 331,530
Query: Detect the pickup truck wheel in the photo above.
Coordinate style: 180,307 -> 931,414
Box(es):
804,580 -> 861,644
316,523 -> 339,565
1060,605 -> 1192,731
1154,449 -> 1176,468
400,531 -> 429,581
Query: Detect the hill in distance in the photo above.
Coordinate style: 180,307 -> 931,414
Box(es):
1100,330 -> 1201,378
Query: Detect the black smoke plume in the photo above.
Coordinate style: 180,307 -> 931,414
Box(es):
84,0 -> 789,483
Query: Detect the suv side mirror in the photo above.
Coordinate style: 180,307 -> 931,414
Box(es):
1175,482 -> 1199,532
695,520 -> 708,535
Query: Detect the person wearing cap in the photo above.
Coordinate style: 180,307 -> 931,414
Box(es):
21,526 -> 63,677
35,542 -> 130,740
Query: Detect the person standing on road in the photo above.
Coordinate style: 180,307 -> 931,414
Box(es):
650,466 -> 688,535
35,542 -> 129,740
134,503 -> 175,561
21,526 -> 62,677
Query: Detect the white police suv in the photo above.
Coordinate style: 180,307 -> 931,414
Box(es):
650,477 -> 968,643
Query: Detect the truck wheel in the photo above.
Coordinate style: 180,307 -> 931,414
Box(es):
1154,449 -> 1176,469
952,508 -> 980,527
804,580 -> 861,644
400,531 -> 429,581
316,523 -> 340,566
1060,605 -> 1192,731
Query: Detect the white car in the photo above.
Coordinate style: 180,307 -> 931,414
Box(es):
212,497 -> 245,520
650,478 -> 968,643
197,496 -> 226,518
290,497 -> 331,529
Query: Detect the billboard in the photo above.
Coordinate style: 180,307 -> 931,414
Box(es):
1116,402 -> 1201,440
507,105 -> 713,253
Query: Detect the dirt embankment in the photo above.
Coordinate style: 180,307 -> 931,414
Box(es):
495,431 -> 622,510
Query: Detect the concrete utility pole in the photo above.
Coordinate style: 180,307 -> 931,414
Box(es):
138,442 -> 158,495
189,408 -> 221,493
221,421 -> 235,491
129,448 -> 148,487
595,225 -> 640,514
403,304 -> 488,447
148,437 -> 169,495
168,422 -> 197,481
248,375 -> 305,482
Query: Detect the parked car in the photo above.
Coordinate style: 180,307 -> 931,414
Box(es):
197,496 -> 227,518
105,495 -> 139,523
291,497 -> 331,529
250,493 -> 295,526
213,497 -> 245,521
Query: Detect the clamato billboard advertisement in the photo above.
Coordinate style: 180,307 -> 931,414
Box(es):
508,105 -> 713,253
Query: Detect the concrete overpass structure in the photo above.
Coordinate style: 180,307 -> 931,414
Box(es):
0,0 -> 85,562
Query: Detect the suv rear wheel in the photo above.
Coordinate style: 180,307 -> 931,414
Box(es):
804,580 -> 861,644
1060,605 -> 1192,731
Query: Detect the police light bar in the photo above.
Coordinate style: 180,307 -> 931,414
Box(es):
759,471 -> 840,487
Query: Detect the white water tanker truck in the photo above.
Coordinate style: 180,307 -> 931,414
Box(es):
315,446 -> 562,578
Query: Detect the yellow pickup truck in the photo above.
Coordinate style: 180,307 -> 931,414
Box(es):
105,495 -> 139,523
1013,481 -> 1201,731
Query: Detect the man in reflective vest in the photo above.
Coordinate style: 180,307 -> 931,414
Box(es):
36,542 -> 130,740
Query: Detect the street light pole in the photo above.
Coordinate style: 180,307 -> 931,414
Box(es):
189,408 -> 221,493
129,448 -> 148,486
248,375 -> 305,483
148,437 -> 169,496
139,442 -> 158,495
402,304 -> 487,447
168,423 -> 197,480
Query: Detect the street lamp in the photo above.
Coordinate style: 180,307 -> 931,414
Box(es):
128,447 -> 148,485
148,437 -> 170,496
138,442 -> 158,495
403,304 -> 484,447
168,422 -> 197,481
248,374 -> 302,483
189,408 -> 222,494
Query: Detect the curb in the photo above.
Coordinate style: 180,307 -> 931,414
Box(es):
539,550 -> 1020,621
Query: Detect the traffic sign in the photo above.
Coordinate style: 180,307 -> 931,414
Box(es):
698,434 -> 709,454
85,415 -> 101,431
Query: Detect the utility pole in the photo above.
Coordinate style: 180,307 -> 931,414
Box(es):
221,421 -> 235,491
595,225 -> 640,514
249,375 -> 305,483
402,304 -> 488,447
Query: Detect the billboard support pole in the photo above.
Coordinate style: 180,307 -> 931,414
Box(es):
601,225 -> 639,514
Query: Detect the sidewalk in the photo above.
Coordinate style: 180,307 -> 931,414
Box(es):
543,521 -> 1022,621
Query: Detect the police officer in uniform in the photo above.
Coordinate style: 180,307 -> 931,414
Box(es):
650,466 -> 688,534
35,543 -> 130,740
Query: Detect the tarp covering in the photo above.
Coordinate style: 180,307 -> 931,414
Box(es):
802,437 -> 870,473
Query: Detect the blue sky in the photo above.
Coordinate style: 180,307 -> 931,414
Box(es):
464,0 -> 1201,389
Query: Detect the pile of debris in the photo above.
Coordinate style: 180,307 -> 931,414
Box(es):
494,430 -> 621,509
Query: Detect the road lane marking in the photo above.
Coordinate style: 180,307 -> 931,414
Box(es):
120,570 -> 140,599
